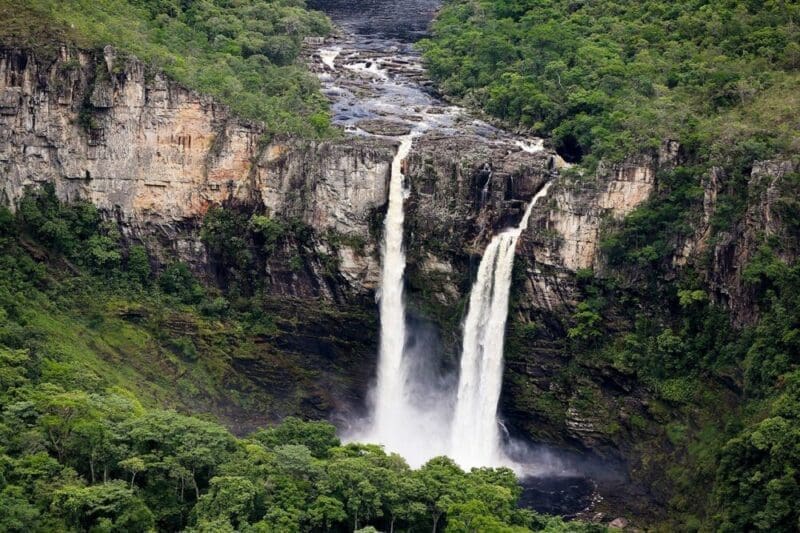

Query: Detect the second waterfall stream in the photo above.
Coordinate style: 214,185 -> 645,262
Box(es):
450,182 -> 553,469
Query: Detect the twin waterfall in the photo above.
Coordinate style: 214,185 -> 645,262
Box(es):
360,137 -> 551,470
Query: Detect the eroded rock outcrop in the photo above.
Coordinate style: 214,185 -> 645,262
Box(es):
686,159 -> 800,324
401,132 -> 556,313
0,45 -> 395,296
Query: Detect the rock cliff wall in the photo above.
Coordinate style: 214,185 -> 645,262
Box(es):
0,45 -> 395,296
1,44 -> 672,309
679,159 -> 800,325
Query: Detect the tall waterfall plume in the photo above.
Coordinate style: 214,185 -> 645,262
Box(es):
354,135 -> 451,466
372,135 -> 413,434
450,182 -> 553,469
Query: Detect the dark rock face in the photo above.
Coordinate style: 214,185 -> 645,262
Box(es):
230,298 -> 379,433
697,159 -> 800,325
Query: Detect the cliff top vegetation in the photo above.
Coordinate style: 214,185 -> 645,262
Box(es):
0,0 -> 335,138
420,0 -> 800,166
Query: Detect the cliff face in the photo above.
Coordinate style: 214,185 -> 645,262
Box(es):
0,44 -> 399,428
679,159 -> 800,325
0,44 -> 670,307
0,45 -> 394,295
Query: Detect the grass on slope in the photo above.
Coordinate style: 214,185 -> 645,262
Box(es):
0,188 -> 378,431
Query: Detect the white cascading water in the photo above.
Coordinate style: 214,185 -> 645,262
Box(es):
359,134 -> 455,467
450,182 -> 553,469
316,29 -> 556,470
371,135 -> 414,434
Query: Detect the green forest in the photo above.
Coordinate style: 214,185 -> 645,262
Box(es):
420,0 -> 799,165
1,0 -> 799,531
0,190 -> 593,531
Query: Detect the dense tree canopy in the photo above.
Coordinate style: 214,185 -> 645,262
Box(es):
421,0 -> 800,164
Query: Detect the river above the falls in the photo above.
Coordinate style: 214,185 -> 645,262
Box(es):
305,0 -> 544,150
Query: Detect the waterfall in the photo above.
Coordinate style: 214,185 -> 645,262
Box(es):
354,134 -> 448,466
371,135 -> 414,435
450,182 -> 552,469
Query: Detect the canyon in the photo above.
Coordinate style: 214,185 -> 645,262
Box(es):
2,0 -> 797,524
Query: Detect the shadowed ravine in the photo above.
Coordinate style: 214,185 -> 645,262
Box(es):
306,0 -> 599,518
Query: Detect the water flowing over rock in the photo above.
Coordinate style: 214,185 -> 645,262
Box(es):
451,182 -> 553,469
308,0 -> 562,468
367,135 -> 414,449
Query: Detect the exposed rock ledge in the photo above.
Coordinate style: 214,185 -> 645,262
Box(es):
0,45 -> 396,288
1,44 -> 579,300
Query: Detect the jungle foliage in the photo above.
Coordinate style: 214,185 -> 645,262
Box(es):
419,2 -> 800,528
420,0 -> 800,165
0,190 -> 602,532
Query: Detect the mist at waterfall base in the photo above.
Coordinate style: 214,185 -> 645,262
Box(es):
342,176 -> 570,478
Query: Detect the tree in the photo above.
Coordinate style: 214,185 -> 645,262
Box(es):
416,457 -> 464,533
325,454 -> 384,531
273,444 -> 321,479
158,263 -> 205,304
119,457 -> 147,489
567,302 -> 603,345
382,470 -> 426,533
51,481 -> 154,532
254,417 -> 340,459
36,390 -> 93,462
193,476 -> 259,529
446,499 -> 526,533
127,245 -> 152,284
307,495 -> 347,532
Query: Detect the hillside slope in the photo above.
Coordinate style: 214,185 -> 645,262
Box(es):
421,1 -> 800,530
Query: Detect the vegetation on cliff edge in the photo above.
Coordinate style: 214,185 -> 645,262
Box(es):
420,0 -> 799,165
0,0 -> 335,137
420,2 -> 800,530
